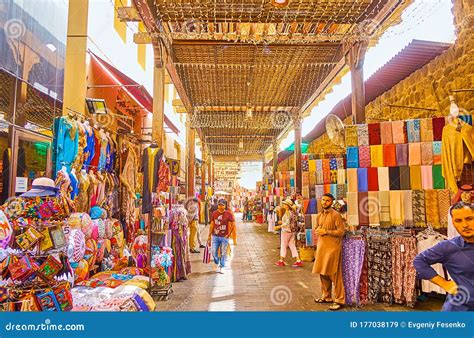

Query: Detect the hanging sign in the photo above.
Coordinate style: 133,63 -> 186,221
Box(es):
165,158 -> 180,176
15,177 -> 28,193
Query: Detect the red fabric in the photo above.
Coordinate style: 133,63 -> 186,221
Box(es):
367,167 -> 379,191
368,123 -> 381,145
432,117 -> 446,141
323,184 -> 331,194
211,210 -> 235,237
383,144 -> 397,167
90,130 -> 101,169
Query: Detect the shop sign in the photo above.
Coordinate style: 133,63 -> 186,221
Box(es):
15,177 -> 28,193
166,158 -> 180,176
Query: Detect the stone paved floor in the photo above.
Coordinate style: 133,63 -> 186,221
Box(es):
155,215 -> 443,312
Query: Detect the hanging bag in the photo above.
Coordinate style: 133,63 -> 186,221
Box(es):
202,244 -> 211,264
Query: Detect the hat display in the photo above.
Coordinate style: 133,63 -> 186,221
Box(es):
20,177 -> 57,198
67,229 -> 86,263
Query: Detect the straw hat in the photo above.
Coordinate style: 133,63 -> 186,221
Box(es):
281,198 -> 296,212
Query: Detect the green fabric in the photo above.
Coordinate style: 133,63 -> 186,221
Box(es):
432,164 -> 445,189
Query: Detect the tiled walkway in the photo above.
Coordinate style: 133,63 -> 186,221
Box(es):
156,215 -> 443,312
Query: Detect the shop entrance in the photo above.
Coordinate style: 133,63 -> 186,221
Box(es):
9,128 -> 52,196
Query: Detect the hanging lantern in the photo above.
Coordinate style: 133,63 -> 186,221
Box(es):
246,107 -> 253,118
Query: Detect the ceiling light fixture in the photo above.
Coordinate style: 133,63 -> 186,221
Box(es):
271,0 -> 290,9
246,107 -> 253,118
239,139 -> 244,149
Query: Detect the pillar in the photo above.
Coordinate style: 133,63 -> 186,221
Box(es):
272,141 -> 278,180
152,48 -> 165,147
201,147 -> 206,201
186,121 -> 195,198
62,0 -> 89,115
207,155 -> 212,193
346,41 -> 368,124
212,161 -> 215,188
294,117 -> 302,194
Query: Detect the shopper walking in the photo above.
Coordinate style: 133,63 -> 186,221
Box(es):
208,199 -> 236,273
185,198 -> 200,253
267,205 -> 277,233
242,197 -> 249,222
274,198 -> 303,267
312,193 -> 345,310
413,202 -> 474,311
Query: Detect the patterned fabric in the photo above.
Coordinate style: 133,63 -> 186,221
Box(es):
378,191 -> 391,228
330,184 -> 338,200
336,184 -> 346,199
347,147 -> 359,168
358,146 -> 371,168
337,169 -> 346,185
425,190 -> 441,229
329,158 -> 338,170
367,237 -> 393,304
315,185 -> 324,199
368,123 -> 381,145
420,118 -> 434,142
370,145 -> 384,167
336,157 -> 345,170
432,117 -> 445,141
322,159 -> 331,184
345,125 -> 359,147
432,164 -> 446,189
437,189 -> 451,229
359,244 -> 369,305
396,144 -> 408,166
358,124 -> 369,146
380,122 -> 393,144
342,237 -> 366,306
432,141 -> 442,165
316,160 -> 324,184
392,121 -> 407,144
421,142 -> 433,165
391,236 -> 417,306
406,119 -> 421,143
302,159 -> 309,171
383,144 -> 397,167
309,172 -> 316,186
412,190 -> 426,227
399,166 -> 411,190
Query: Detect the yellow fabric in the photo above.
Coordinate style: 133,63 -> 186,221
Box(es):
308,160 -> 317,172
147,148 -> 159,189
137,289 -> 156,311
347,168 -> 358,192
441,122 -> 474,193
425,190 -> 441,229
410,166 -> 422,190
389,191 -> 404,226
189,220 -> 198,250
113,0 -> 127,43
299,246 -> 315,262
370,145 -> 384,167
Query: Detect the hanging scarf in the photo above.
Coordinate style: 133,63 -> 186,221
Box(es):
438,189 -> 451,229
402,190 -> 414,227
389,167 -> 401,190
412,190 -> 426,227
392,121 -> 407,144
358,124 -> 369,146
383,144 -> 397,167
336,184 -> 346,199
377,167 -> 390,191
425,190 -> 441,229
345,125 -> 359,147
359,146 -> 371,168
380,122 -> 393,144
309,160 -> 317,172
421,165 -> 433,190
330,170 -> 338,184
368,123 -> 381,145
309,172 -> 316,186
432,117 -> 446,141
316,160 -> 324,184
330,184 -> 338,200
315,185 -> 324,199
347,192 -> 359,226
337,169 -> 346,185
370,145 -> 384,167
420,118 -> 433,142
421,142 -> 433,165
367,167 -> 379,191
432,164 -> 445,189
406,119 -> 421,143
368,191 -> 380,226
329,158 -> 338,170
323,184 -> 331,194
358,192 -> 369,226
432,141 -> 442,165
347,147 -> 359,168
336,157 -> 345,170
357,168 -> 368,192
378,191 -> 391,228
410,166 -> 422,190
399,166 -> 411,190
323,159 -> 331,184
408,143 -> 421,166
347,168 -> 358,193
389,191 -> 404,226
396,143 -> 408,166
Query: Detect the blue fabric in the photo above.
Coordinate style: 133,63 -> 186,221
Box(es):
69,172 -> 79,200
329,158 -> 337,170
357,168 -> 368,192
306,199 -> 317,214
212,235 -> 229,268
305,229 -> 313,247
83,129 -> 95,168
90,206 -> 104,220
347,147 -> 359,168
54,117 -> 78,174
459,114 -> 472,125
330,184 -> 338,199
414,236 -> 474,311
406,119 -> 421,143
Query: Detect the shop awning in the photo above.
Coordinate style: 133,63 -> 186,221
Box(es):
276,39 -> 452,164
89,52 -> 180,135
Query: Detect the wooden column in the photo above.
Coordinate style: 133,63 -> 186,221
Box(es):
207,155 -> 212,193
272,141 -> 278,180
186,122 -> 195,198
346,41 -> 368,124
294,117 -> 303,194
212,161 -> 215,188
152,45 -> 165,147
62,0 -> 89,115
201,147 -> 206,201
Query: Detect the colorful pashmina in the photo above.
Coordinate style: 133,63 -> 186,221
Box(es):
329,158 -> 338,170
347,168 -> 358,193
359,146 -> 371,168
425,190 -> 441,229
378,167 -> 390,191
347,147 -> 359,168
421,165 -> 433,189
337,169 -> 346,185
432,141 -> 442,165
383,144 -> 397,167
396,144 -> 408,166
432,164 -> 445,189
367,167 -> 379,191
336,184 -> 346,199
358,192 -> 369,226
315,185 -> 324,199
370,145 -> 384,167
406,119 -> 421,143
392,121 -> 407,144
357,168 -> 368,192
432,117 -> 445,141
421,142 -> 433,165
345,125 -> 359,147
368,123 -> 381,145
347,192 -> 359,226
389,167 -> 401,190
399,166 -> 411,190
380,122 -> 393,144
412,190 -> 426,227
402,190 -> 413,227
389,191 -> 404,226
336,157 -> 344,170
408,143 -> 421,166
410,166 -> 422,190
358,124 -> 369,146
437,189 -> 451,229
420,118 -> 433,142
368,191 -> 380,226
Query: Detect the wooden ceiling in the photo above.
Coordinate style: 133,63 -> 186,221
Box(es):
136,0 -> 405,159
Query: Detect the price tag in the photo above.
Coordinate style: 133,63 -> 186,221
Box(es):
400,244 -> 405,253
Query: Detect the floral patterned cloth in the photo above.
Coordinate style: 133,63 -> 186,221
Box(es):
345,125 -> 359,147
357,124 -> 369,146
420,118 -> 434,142
406,119 -> 420,143
391,236 -> 417,306
342,237 -> 366,306
358,146 -> 371,168
412,189 -> 427,227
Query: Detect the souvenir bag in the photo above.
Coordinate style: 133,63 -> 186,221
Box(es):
39,228 -> 54,252
37,291 -> 61,311
0,210 -> 13,249
8,255 -> 34,282
15,227 -> 44,250
202,244 -> 211,264
50,226 -> 67,249
37,255 -> 63,281
53,283 -> 73,311
20,293 -> 41,312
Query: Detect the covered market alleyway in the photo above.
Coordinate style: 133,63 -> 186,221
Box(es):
155,216 -> 442,312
